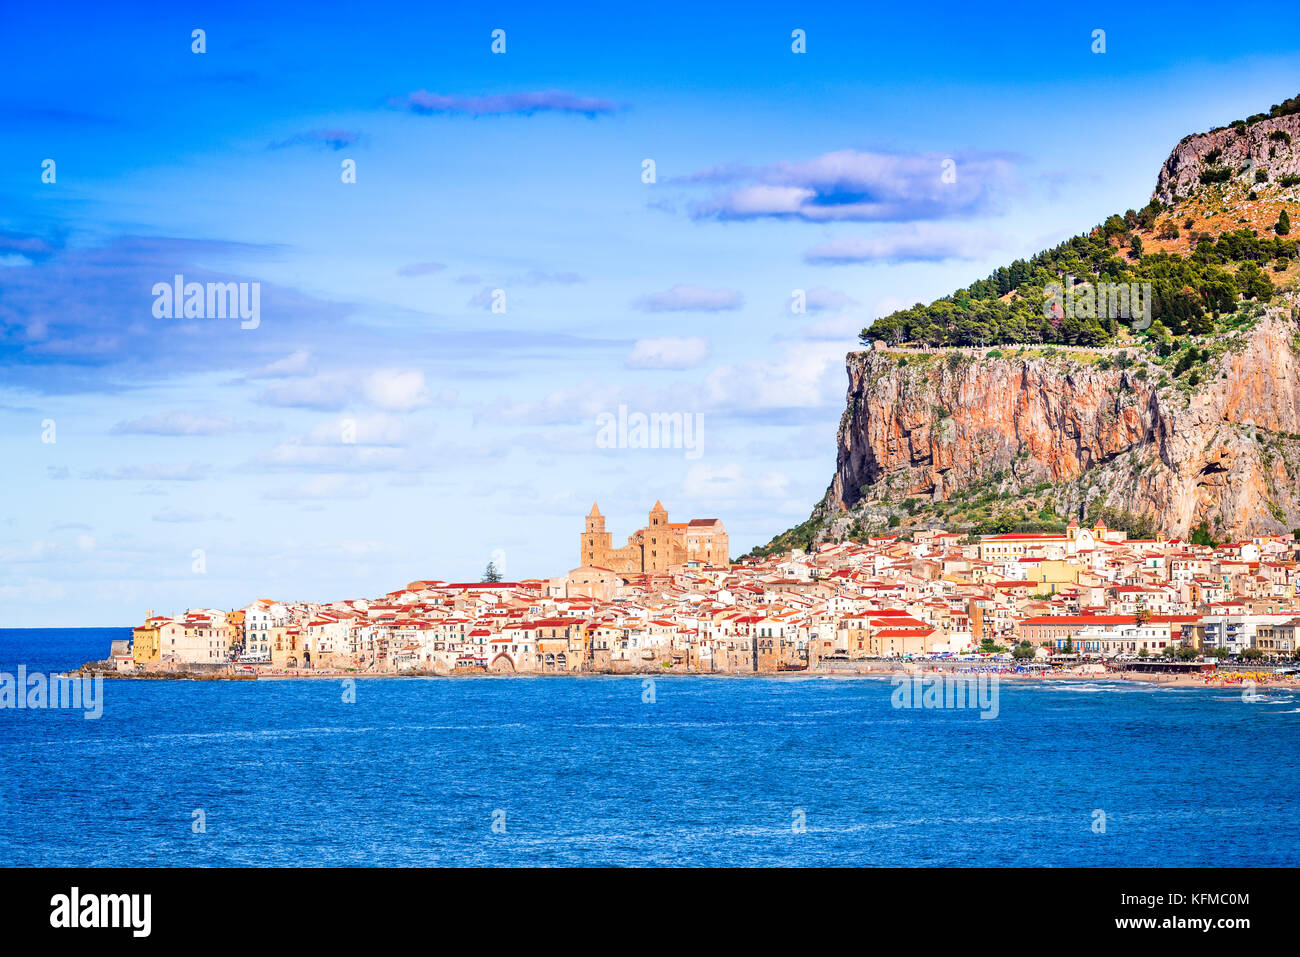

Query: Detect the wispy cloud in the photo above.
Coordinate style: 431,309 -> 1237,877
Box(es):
678,149 -> 1018,223
466,270 -> 584,309
247,415 -> 433,474
244,350 -> 314,380
390,90 -> 622,118
804,224 -> 1004,264
798,287 -> 860,312
633,284 -> 743,312
82,462 -> 212,481
261,475 -> 373,502
702,341 -> 847,413
256,369 -> 446,412
625,336 -> 711,370
684,462 -> 791,502
252,443 -> 411,472
0,234 -> 352,394
268,128 -> 361,151
0,228 -> 61,263
467,287 -> 501,310
110,411 -> 266,436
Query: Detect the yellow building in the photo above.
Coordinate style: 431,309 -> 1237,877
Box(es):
131,612 -> 162,664
1018,559 -> 1084,594
579,501 -> 729,574
269,626 -> 303,668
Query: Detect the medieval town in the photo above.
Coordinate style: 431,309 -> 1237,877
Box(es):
111,501 -> 1300,678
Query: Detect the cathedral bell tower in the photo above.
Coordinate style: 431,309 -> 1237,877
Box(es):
644,500 -> 670,572
580,502 -> 611,567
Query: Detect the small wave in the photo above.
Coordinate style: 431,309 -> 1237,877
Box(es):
1040,682 -> 1137,693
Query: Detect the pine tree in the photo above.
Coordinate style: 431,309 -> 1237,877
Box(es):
1276,208 -> 1291,236
482,561 -> 502,583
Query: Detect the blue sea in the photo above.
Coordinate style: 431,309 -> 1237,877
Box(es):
2,627 -> 1297,867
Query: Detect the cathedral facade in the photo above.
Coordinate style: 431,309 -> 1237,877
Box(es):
579,501 -> 729,574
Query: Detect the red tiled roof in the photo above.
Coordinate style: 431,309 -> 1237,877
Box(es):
1020,615 -> 1135,625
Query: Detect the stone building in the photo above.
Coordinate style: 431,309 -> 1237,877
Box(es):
564,565 -> 626,602
579,501 -> 729,574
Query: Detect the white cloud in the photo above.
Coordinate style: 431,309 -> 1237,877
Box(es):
257,368 -> 436,412
496,382 -> 620,426
703,342 -> 846,411
625,336 -> 711,370
247,350 -> 313,379
634,284 -> 743,312
801,287 -> 860,313
360,369 -> 431,412
706,184 -> 813,217
686,149 -> 1017,222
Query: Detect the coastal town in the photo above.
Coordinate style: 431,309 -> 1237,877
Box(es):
105,501 -> 1300,679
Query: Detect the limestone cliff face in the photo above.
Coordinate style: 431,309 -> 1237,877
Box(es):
822,311 -> 1300,539
1154,113 -> 1300,206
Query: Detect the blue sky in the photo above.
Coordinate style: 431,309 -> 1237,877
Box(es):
3,0 -> 1299,625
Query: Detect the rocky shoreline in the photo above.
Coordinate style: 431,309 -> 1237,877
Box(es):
70,658 -> 1300,690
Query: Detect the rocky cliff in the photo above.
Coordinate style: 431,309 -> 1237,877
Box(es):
1155,112 -> 1300,207
819,309 -> 1300,541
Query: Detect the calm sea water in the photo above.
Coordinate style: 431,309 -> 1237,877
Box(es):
2,627 -> 1297,867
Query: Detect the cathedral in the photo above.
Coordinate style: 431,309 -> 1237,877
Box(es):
579,501 -> 729,574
